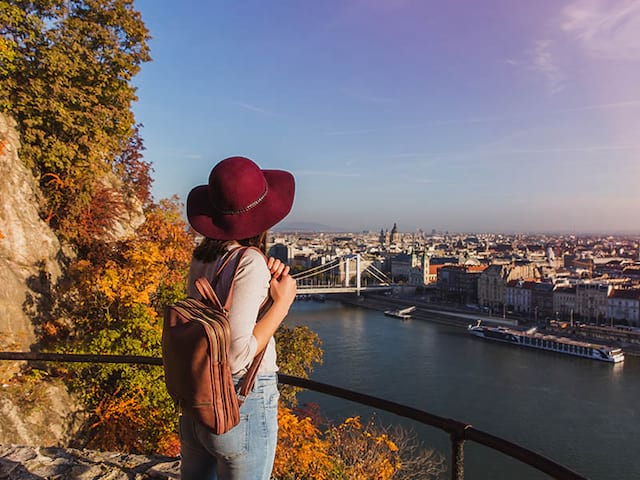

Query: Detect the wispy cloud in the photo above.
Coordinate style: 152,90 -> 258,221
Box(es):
233,101 -> 278,116
338,87 -> 393,106
556,99 -> 640,113
528,39 -> 566,94
489,145 -> 640,155
399,174 -> 439,185
513,1 -> 640,94
322,127 -> 383,136
561,0 -> 640,60
296,170 -> 361,177
320,115 -> 503,136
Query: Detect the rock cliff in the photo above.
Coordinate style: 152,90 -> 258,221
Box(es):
0,112 -> 148,449
0,113 -> 63,379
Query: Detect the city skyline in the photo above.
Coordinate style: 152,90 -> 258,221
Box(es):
132,0 -> 640,234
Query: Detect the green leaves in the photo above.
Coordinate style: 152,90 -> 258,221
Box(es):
1,0 -> 150,240
275,325 -> 324,406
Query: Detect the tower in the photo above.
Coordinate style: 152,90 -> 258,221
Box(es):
390,223 -> 400,244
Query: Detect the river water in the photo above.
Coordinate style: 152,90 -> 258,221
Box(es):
285,300 -> 640,480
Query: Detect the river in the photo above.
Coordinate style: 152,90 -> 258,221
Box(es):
285,300 -> 640,480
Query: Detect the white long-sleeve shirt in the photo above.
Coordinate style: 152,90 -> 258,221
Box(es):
187,245 -> 278,375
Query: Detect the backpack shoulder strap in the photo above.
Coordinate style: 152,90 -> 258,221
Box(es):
194,277 -> 224,310
219,246 -> 269,312
217,246 -> 274,404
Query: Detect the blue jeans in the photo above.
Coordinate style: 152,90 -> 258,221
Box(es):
179,373 -> 279,480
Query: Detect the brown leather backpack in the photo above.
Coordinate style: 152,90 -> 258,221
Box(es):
161,247 -> 269,434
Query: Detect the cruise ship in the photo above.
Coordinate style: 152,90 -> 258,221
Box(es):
468,321 -> 624,363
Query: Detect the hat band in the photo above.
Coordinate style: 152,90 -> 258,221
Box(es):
213,184 -> 269,215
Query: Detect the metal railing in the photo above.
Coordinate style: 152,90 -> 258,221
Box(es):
0,352 -> 587,480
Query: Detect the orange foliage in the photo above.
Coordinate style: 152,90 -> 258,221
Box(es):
86,387 -> 147,452
41,321 -> 59,339
273,409 -> 402,480
55,197 -> 195,453
97,243 -> 164,309
136,197 -> 194,286
75,185 -> 126,244
157,432 -> 181,457
64,197 -> 194,327
327,416 -> 401,480
42,172 -> 65,189
273,406 -> 333,479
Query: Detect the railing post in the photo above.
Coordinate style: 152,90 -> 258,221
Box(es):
449,425 -> 468,480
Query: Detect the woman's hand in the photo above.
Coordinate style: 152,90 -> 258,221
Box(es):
267,257 -> 296,307
270,275 -> 297,307
267,257 -> 290,280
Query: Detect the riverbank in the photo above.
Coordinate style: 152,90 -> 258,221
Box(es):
333,294 -> 512,328
332,294 -> 640,357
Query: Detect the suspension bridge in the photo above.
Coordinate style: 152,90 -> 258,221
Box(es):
291,254 -> 394,295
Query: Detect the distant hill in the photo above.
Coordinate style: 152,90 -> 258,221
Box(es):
274,221 -> 346,233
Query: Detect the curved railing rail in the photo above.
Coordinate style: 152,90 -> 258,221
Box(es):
0,352 -> 587,480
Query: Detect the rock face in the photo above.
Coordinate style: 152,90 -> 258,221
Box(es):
0,445 -> 180,479
0,113 -> 149,449
0,113 -> 63,379
0,378 -> 86,447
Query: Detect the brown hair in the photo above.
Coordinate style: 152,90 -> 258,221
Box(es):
192,231 -> 267,263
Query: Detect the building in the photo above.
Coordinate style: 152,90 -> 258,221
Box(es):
553,286 -> 576,322
408,251 -> 429,286
390,253 -> 412,282
390,223 -> 400,245
478,262 -> 538,312
576,282 -> 611,323
268,242 -> 291,264
531,282 -> 554,320
436,265 -> 485,304
608,289 -> 640,326
423,256 -> 459,284
505,280 -> 534,314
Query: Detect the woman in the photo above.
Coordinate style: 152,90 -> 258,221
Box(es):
181,156 -> 297,480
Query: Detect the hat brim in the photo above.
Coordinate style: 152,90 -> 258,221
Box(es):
187,169 -> 295,240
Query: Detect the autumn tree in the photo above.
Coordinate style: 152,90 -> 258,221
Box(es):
57,197 -> 195,454
0,0 -> 151,240
275,324 -> 323,405
273,408 -> 446,480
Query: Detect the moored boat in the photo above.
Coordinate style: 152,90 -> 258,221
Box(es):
384,306 -> 416,320
468,320 -> 624,363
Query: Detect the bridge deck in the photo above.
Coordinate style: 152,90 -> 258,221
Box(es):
296,286 -> 392,294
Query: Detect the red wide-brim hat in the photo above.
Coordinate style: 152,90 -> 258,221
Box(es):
187,156 -> 295,240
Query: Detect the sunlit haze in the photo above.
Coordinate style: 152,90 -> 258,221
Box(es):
133,0 -> 640,234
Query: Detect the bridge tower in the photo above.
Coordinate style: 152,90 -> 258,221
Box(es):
343,254 -> 362,296
356,254 -> 361,296
344,257 -> 350,287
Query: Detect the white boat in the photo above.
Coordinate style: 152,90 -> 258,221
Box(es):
468,321 -> 624,363
384,306 -> 416,320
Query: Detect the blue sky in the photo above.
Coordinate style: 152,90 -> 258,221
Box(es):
132,0 -> 640,233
